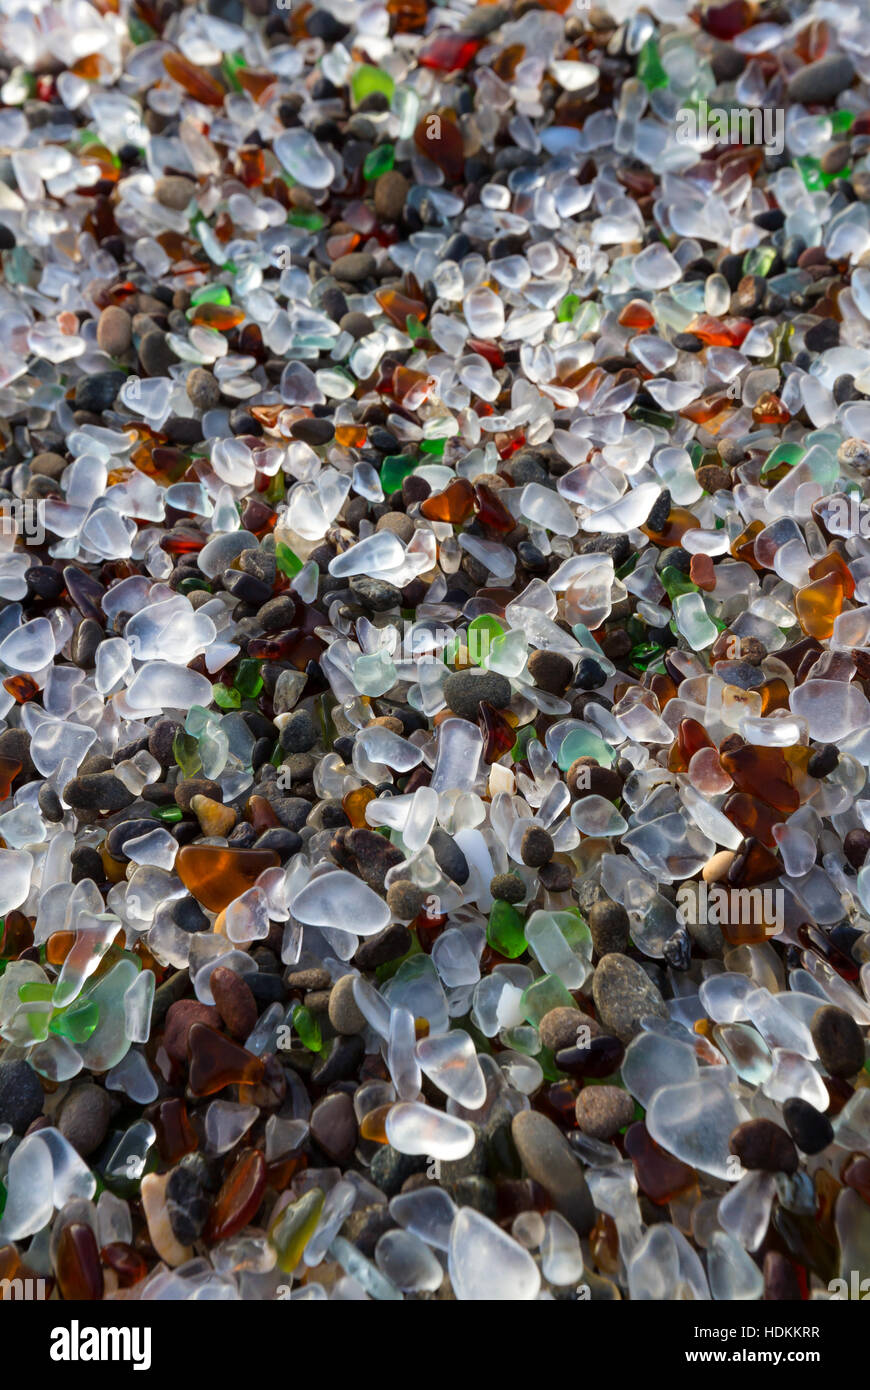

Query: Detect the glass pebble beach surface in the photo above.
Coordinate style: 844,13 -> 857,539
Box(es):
0,0 -> 868,1310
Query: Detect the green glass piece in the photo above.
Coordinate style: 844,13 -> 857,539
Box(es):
762,441 -> 805,475
630,641 -> 664,671
405,315 -> 430,340
191,284 -> 232,307
467,615 -> 504,667
380,454 -> 417,493
487,901 -> 527,959
660,566 -> 698,600
521,974 -> 575,1026
270,1188 -> 324,1273
221,52 -> 247,92
557,292 -> 581,322
213,683 -> 242,710
419,437 -> 446,454
50,999 -> 99,1043
363,144 -> 395,180
128,14 -> 156,42
292,1004 -> 322,1053
637,38 -> 668,91
351,64 -> 395,104
265,472 -> 285,505
235,659 -> 264,699
537,1045 -> 565,1082
615,552 -> 638,581
557,728 -> 615,771
276,541 -> 303,577
288,209 -> 326,230
18,982 -> 53,1003
629,405 -> 674,428
742,244 -> 777,277
177,577 -> 212,596
173,729 -> 202,777
152,805 -> 183,823
510,725 -> 538,763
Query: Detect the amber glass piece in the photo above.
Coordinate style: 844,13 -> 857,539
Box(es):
687,314 -> 751,348
46,930 -> 75,966
100,1242 -> 147,1288
478,700 -> 516,764
392,365 -> 433,406
56,1223 -> 104,1301
420,477 -> 475,524
797,924 -> 859,982
246,795 -> 281,833
678,718 -> 714,763
618,299 -> 655,330
334,423 -> 367,448
375,286 -> 427,328
727,836 -> 782,890
647,672 -> 677,708
722,791 -> 779,848
100,845 -> 128,884
0,755 -> 21,800
190,302 -> 245,331
414,115 -> 464,181
759,678 -> 791,715
236,144 -> 266,187
719,743 -> 799,815
589,1212 -> 620,1275
387,0 -> 427,31
809,550 -> 855,600
153,1097 -> 198,1163
641,505 -> 700,546
730,519 -> 764,567
163,51 -> 226,106
187,1022 -> 266,1097
342,785 -> 376,828
752,390 -> 790,425
204,1148 -> 267,1243
473,483 -> 514,533
624,1122 -> 696,1204
795,573 -> 844,640
176,845 -> 279,911
0,909 -> 33,957
236,68 -> 277,103
3,675 -> 38,704
359,1104 -> 392,1143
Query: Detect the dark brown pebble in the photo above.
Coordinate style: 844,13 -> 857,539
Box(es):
729,1118 -> 798,1174
210,967 -> 258,1041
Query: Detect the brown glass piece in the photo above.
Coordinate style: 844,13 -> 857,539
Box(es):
204,1148 -> 267,1243
175,845 -> 280,911
56,1223 -> 104,1301
187,1022 -> 266,1097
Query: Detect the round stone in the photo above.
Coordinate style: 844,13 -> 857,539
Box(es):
592,953 -> 668,1042
186,368 -> 222,411
782,1097 -> 834,1155
443,670 -> 512,719
57,1083 -> 112,1157
210,966 -> 258,1041
386,879 -> 426,920
588,899 -> 630,956
510,1110 -> 595,1234
526,649 -> 573,694
520,825 -> 554,868
489,873 -> 525,904
574,1085 -> 635,1139
810,1004 -> 865,1078
0,1059 -> 44,1134
538,1006 -> 600,1053
729,1118 -> 798,1174
96,305 -> 132,357
328,973 -> 368,1035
